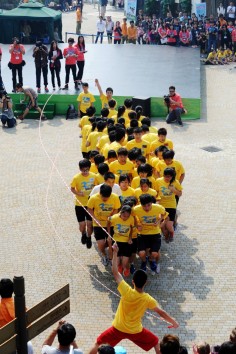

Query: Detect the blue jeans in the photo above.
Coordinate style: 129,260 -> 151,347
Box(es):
208,38 -> 217,53
166,108 -> 183,124
95,32 -> 104,43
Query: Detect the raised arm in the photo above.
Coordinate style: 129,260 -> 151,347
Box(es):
112,243 -> 123,284
95,78 -> 103,96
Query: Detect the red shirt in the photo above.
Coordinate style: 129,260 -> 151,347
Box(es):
63,46 -> 79,65
232,28 -> 236,41
0,47 -> 2,56
167,29 -> 177,43
170,93 -> 183,110
9,44 -> 25,64
74,43 -> 85,61
179,31 -> 190,43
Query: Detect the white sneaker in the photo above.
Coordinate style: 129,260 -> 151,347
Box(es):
101,256 -> 109,266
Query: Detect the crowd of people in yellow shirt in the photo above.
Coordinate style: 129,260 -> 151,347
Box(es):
203,47 -> 236,64
71,79 -> 185,277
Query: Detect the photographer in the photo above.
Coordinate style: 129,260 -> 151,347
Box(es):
164,86 -> 186,126
0,91 -> 16,128
9,37 -> 25,93
33,41 -> 49,93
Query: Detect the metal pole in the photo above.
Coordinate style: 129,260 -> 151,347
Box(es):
92,34 -> 94,43
14,276 -> 28,354
65,32 -> 68,42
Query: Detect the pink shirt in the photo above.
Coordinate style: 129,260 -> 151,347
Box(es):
63,46 -> 79,65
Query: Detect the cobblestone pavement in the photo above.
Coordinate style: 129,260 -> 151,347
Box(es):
1,5 -> 236,353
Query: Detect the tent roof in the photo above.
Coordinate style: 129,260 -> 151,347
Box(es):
0,0 -> 61,19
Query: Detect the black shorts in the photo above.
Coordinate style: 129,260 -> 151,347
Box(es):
75,206 -> 92,223
130,238 -> 137,254
26,97 -> 38,109
165,208 -> 176,222
116,241 -> 132,257
137,234 -> 161,253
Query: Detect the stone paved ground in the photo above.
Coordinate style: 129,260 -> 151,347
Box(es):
1,4 -> 236,354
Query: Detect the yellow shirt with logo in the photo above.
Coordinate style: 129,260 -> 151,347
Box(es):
126,139 -> 150,157
133,204 -> 168,235
108,213 -> 134,242
155,177 -> 182,208
134,187 -> 157,204
87,193 -> 121,227
100,93 -> 109,108
112,280 -> 158,334
77,92 -> 95,113
109,160 -> 134,176
71,172 -> 97,206
150,138 -> 174,152
156,159 -> 185,181
120,187 -> 135,204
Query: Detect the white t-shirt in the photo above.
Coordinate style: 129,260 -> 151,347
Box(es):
227,5 -> 236,17
90,183 -> 122,197
42,345 -> 83,354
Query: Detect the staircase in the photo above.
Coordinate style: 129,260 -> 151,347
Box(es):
14,102 -> 55,119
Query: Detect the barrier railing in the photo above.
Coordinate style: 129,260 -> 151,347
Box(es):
65,31 -> 121,43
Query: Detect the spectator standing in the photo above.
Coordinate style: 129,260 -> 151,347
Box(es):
15,83 -> 47,120
75,36 -> 86,85
100,0 -> 107,18
127,21 -> 137,44
219,25 -> 231,49
0,278 -> 34,353
62,38 -> 79,90
227,2 -> 236,21
95,16 -> 106,44
33,41 -> 49,93
231,26 -> 236,52
207,22 -> 218,53
121,18 -> 128,43
42,320 -> 83,354
9,37 -> 25,93
76,6 -> 82,34
217,2 -> 226,16
0,46 -> 4,91
106,16 -> 114,43
165,85 -> 185,126
48,40 -> 63,90
114,21 -> 122,44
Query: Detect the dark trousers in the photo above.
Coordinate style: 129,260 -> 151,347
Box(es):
1,113 -> 16,128
65,64 -> 77,86
166,108 -> 183,124
36,65 -> 48,88
12,64 -> 23,90
208,38 -> 217,53
95,32 -> 104,43
50,66 -> 61,88
76,61 -> 85,81
114,39 -> 121,44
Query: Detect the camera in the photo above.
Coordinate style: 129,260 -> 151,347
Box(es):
0,90 -> 10,100
164,95 -> 171,106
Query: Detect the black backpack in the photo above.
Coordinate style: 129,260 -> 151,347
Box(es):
66,104 -> 78,120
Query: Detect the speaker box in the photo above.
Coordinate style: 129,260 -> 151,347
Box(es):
132,96 -> 151,118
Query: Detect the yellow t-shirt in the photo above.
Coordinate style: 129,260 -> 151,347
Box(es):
123,109 -> 133,126
150,138 -> 174,152
108,108 -> 118,118
131,176 -> 157,190
217,51 -> 225,60
141,133 -> 157,145
95,173 -> 105,184
81,125 -> 92,153
111,114 -> 118,124
79,115 -> 90,128
102,141 -> 123,159
109,160 -> 134,176
156,159 -> 185,181
207,52 -> 217,61
97,135 -> 109,151
90,163 -> 97,174
100,93 -> 109,108
87,193 -> 121,227
87,131 -> 106,151
112,280 -> 158,334
77,92 -> 95,113
134,187 -> 157,204
71,172 -> 97,206
155,177 -> 183,209
126,139 -> 150,157
120,187 -> 135,204
149,126 -> 158,134
109,213 -> 134,242
133,204 -> 168,235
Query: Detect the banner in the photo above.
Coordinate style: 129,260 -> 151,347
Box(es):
126,0 -> 137,20
196,3 -> 206,19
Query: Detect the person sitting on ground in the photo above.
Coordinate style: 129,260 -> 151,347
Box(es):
204,49 -> 218,65
88,243 -> 179,354
15,83 -> 47,121
42,320 -> 83,354
0,91 -> 16,128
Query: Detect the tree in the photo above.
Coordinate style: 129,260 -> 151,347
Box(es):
179,0 -> 191,13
